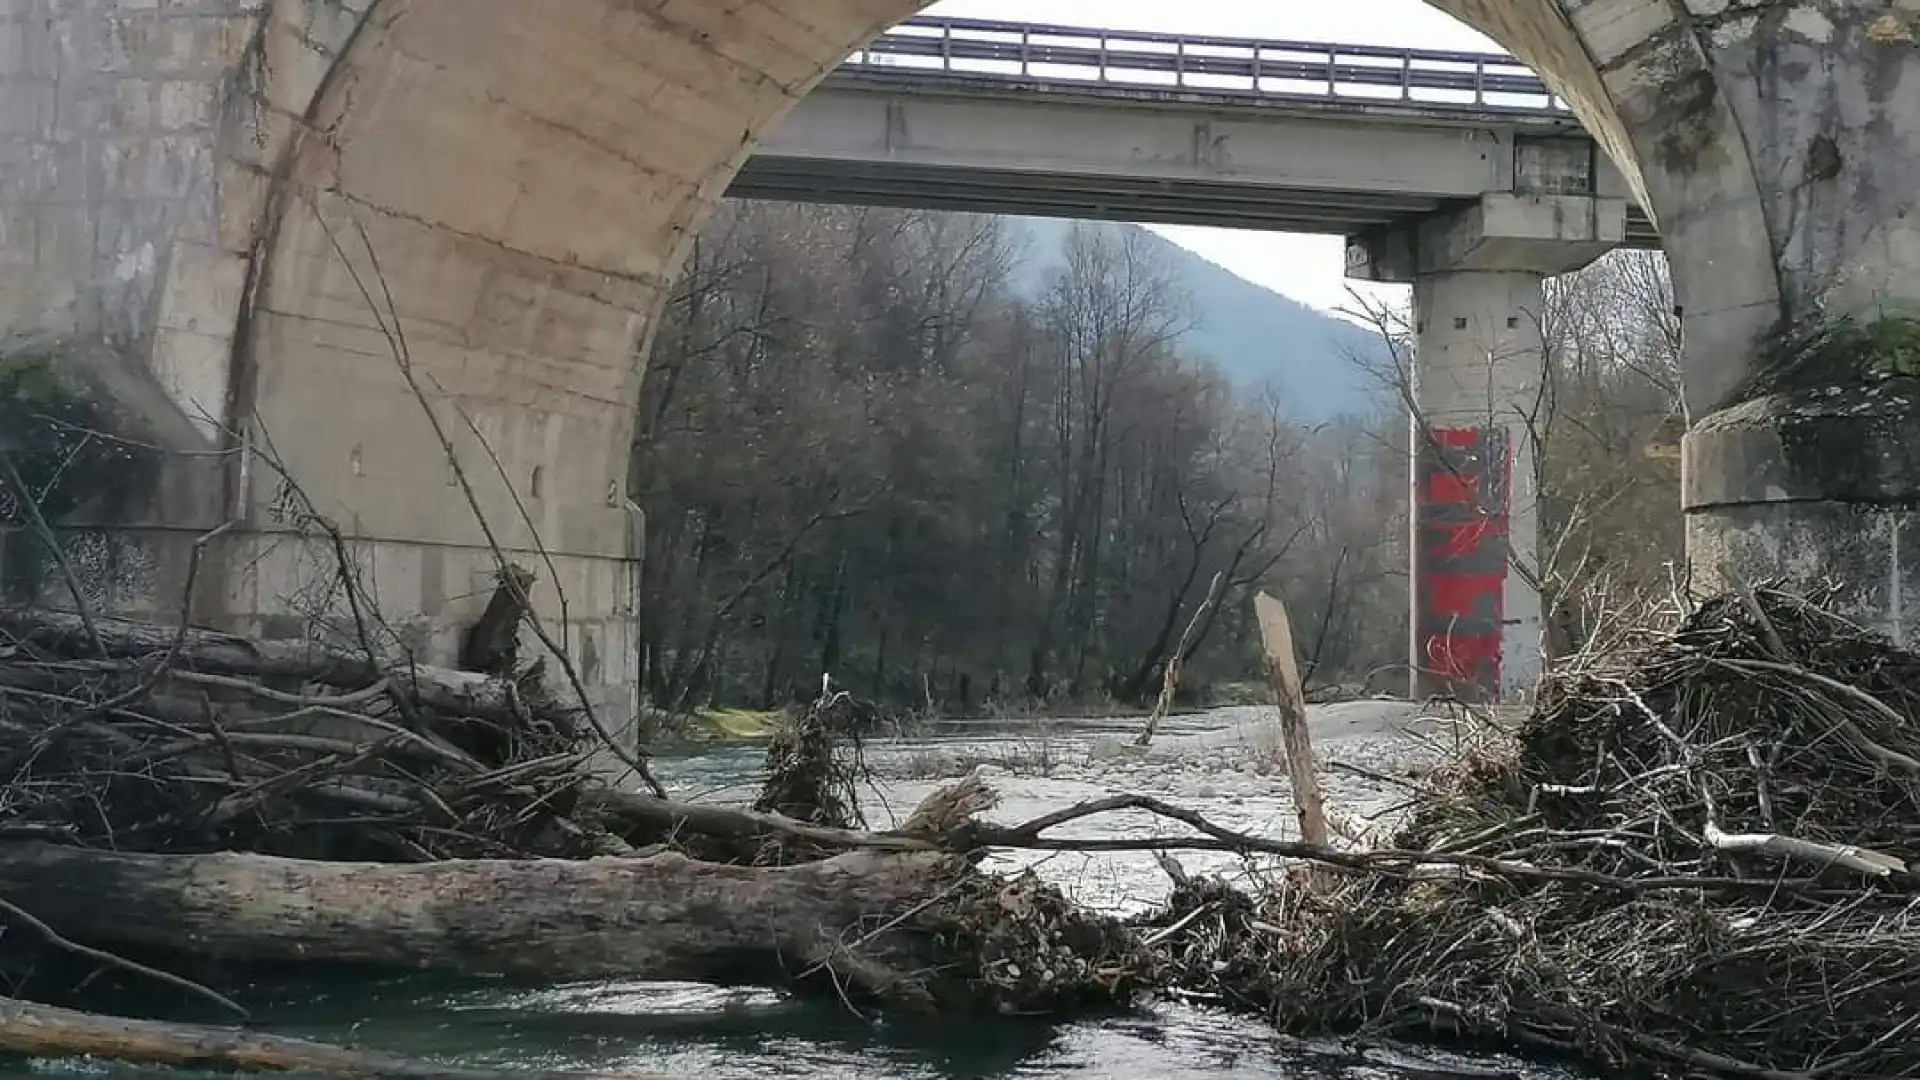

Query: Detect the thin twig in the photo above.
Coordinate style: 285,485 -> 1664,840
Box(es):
0,898 -> 248,1019
0,449 -> 104,657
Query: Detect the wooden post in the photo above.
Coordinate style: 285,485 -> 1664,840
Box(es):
1253,591 -> 1328,848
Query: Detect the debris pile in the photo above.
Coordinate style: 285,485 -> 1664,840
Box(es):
1146,587 -> 1920,1078
9,583 -> 1920,1078
753,689 -> 871,829
0,607 -> 1148,1027
0,607 -> 600,862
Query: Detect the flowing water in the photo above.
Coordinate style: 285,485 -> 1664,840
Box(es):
9,708 -> 1591,1080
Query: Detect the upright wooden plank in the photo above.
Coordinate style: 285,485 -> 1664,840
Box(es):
1254,591 -> 1328,848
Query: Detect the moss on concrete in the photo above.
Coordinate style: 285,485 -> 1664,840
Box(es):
1709,315 -> 1920,508
1751,314 -> 1920,395
0,344 -> 161,599
1812,315 -> 1920,381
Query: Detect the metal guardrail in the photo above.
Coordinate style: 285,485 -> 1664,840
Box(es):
842,16 -> 1570,115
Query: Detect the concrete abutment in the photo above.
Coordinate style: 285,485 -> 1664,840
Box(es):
7,0 -> 1920,720
1682,337 -> 1920,644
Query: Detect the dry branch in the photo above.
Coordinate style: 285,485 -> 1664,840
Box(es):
0,608 -> 577,732
0,605 -> 591,862
1702,823 -> 1908,878
1136,571 -> 1224,747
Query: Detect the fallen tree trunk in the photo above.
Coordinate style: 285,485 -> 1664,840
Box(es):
0,842 -> 966,1003
0,608 -> 573,730
0,996 -> 664,1080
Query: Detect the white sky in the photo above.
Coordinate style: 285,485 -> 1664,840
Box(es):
924,0 -> 1502,319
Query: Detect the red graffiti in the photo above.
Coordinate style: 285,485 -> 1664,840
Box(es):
1427,572 -> 1506,618
1426,471 -> 1481,506
1430,519 -> 1507,559
1416,426 -> 1514,699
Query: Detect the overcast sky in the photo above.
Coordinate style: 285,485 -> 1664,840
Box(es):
923,0 -> 1503,319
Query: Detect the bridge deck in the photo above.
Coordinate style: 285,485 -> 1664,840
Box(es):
734,17 -> 1657,247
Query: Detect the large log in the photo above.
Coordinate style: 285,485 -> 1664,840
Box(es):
0,608 -> 574,730
0,996 -> 667,1080
0,842 -> 965,1003
1,608 -> 381,685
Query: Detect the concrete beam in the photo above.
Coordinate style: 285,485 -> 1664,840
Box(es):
758,79 -> 1530,200
1347,192 -> 1627,283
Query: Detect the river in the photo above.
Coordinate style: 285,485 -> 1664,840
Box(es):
9,707 -> 1589,1080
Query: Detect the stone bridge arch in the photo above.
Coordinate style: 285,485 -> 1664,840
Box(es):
3,0 -> 1915,719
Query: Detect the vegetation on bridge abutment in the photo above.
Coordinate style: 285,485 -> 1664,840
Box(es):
1684,312 -> 1920,625
0,343 -> 165,603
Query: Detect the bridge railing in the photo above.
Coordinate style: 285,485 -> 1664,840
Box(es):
843,16 -> 1570,115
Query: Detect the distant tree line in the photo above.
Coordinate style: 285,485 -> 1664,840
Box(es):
631,202 -> 1683,715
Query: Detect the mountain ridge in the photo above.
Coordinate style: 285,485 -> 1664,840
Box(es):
1006,216 -> 1391,420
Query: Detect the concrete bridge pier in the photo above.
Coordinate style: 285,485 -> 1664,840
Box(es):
1351,193 -> 1625,701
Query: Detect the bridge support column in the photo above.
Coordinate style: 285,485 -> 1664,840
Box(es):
1349,193 -> 1624,702
1406,269 -> 1549,703
1432,0 -> 1920,652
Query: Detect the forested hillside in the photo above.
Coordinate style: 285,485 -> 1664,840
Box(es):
632,203 -> 1685,715
1009,217 -> 1390,417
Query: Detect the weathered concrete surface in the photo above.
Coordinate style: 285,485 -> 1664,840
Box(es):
0,0 -> 903,731
6,0 -> 1920,719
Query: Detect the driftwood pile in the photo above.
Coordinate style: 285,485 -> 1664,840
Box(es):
0,600 -> 1151,1036
1143,587 -> 1920,1079
0,606 -> 605,863
6,585 -> 1920,1080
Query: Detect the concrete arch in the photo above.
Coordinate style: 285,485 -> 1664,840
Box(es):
223,0 -> 913,715
7,0 -> 1918,715
215,0 -> 1881,493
